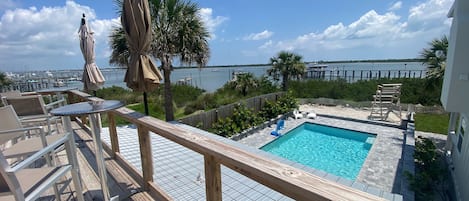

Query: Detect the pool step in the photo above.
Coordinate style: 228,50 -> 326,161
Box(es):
365,137 -> 375,144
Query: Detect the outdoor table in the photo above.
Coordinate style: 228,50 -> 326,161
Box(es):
50,100 -> 124,201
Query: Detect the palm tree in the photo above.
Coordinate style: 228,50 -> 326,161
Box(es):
232,73 -> 257,96
420,35 -> 448,79
109,27 -> 130,67
149,0 -> 210,121
109,0 -> 210,121
268,51 -> 306,91
0,72 -> 12,89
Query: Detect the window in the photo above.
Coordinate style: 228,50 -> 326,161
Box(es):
458,116 -> 466,152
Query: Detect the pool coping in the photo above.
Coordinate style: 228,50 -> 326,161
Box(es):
236,116 -> 411,201
259,121 -> 379,181
177,122 -> 404,201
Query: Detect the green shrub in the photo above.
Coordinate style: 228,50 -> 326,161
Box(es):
277,91 -> 297,112
170,84 -> 205,107
212,103 -> 263,137
212,92 -> 296,137
258,100 -> 281,120
405,137 -> 447,201
96,85 -> 141,104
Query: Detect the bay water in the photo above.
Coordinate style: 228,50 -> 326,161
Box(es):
67,62 -> 425,92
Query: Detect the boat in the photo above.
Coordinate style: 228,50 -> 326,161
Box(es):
53,79 -> 65,87
176,77 -> 192,85
306,63 -> 328,79
306,62 -> 328,69
45,70 -> 54,77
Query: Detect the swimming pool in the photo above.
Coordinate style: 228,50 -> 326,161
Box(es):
261,122 -> 376,180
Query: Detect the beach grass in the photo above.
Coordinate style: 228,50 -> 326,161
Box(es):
414,113 -> 449,134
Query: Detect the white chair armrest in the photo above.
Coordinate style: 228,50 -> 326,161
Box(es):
19,114 -> 49,121
0,126 -> 43,135
6,133 -> 70,172
20,115 -> 60,120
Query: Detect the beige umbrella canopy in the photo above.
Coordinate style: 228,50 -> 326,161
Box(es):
79,14 -> 105,91
121,0 -> 163,93
121,0 -> 163,115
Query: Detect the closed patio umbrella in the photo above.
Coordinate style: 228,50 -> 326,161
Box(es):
121,0 -> 163,115
79,14 -> 105,92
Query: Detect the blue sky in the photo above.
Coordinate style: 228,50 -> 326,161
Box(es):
0,0 -> 453,72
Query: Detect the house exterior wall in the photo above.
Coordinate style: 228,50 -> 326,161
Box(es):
440,0 -> 469,113
450,113 -> 468,201
443,1 -> 469,200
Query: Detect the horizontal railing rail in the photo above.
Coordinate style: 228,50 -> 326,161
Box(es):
66,90 -> 385,201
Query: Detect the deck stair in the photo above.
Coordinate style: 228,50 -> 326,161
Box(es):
369,83 -> 402,121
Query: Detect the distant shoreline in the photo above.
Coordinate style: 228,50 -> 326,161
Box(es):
5,58 -> 424,72
152,58 -> 424,69
162,58 -> 424,69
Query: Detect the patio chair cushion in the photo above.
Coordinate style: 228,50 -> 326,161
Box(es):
2,134 -> 65,159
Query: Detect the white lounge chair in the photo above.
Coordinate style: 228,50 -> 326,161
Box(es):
306,112 -> 317,119
293,110 -> 303,119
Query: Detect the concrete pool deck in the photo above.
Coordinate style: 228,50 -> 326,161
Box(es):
238,116 -> 406,194
99,105 -> 412,200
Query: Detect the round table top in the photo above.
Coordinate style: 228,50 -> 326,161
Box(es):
50,100 -> 124,116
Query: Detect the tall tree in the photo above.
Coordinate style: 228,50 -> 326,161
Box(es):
109,0 -> 210,121
232,73 -> 257,96
109,27 -> 130,67
268,51 -> 306,91
420,35 -> 448,79
149,0 -> 210,121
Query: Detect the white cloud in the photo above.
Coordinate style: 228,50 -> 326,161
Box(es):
259,40 -> 273,49
389,1 -> 402,11
406,0 -> 452,32
0,1 -> 116,70
198,8 -> 228,40
0,0 -> 16,11
257,0 -> 452,61
243,30 -> 273,41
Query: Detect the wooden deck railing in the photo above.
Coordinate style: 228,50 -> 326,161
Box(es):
66,90 -> 385,201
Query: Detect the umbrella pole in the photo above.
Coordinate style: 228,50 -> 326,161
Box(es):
143,92 -> 149,115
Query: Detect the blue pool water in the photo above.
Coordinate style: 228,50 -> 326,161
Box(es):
261,123 -> 376,180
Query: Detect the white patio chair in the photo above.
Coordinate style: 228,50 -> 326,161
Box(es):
0,91 -> 39,106
0,105 -> 84,201
293,109 -> 303,119
306,112 -> 317,119
0,105 -> 65,164
2,95 -> 65,135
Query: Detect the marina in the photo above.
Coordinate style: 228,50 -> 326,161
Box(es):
2,62 -> 427,93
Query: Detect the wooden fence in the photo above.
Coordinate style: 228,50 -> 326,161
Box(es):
178,92 -> 284,130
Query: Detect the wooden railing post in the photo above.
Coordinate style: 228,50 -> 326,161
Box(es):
66,91 -> 74,104
137,124 -> 154,190
108,112 -> 119,157
204,155 -> 222,201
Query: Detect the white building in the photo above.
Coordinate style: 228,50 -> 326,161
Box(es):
441,1 -> 469,201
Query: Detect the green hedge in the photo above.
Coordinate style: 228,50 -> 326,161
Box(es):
211,92 -> 297,137
289,78 -> 443,106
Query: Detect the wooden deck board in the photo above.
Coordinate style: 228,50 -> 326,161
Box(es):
72,121 -> 153,200
38,121 -> 153,201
